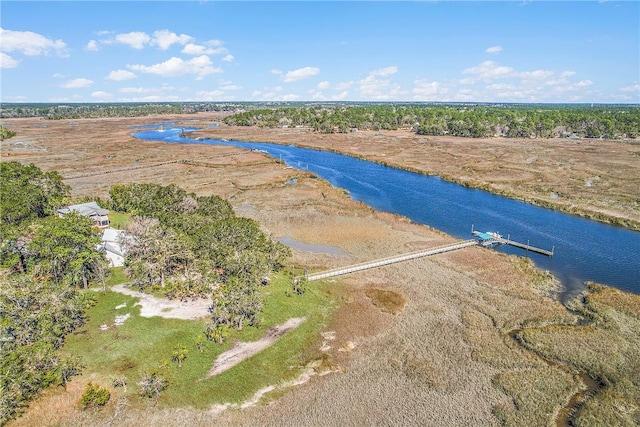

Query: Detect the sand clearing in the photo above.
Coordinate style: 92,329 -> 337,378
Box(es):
208,317 -> 306,377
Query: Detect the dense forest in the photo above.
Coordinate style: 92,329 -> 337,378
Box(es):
223,104 -> 640,139
0,102 -> 240,119
0,163 -> 290,423
2,102 -> 639,140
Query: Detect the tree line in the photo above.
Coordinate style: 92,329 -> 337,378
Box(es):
3,102 -> 638,140
0,162 -> 291,423
222,104 -> 640,139
0,161 -> 102,423
0,102 -> 242,119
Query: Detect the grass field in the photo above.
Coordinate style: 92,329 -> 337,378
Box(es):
16,270 -> 341,425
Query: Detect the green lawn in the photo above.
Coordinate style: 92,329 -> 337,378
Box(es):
63,271 -> 340,409
107,211 -> 131,229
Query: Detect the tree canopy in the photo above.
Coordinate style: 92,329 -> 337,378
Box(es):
112,183 -> 291,328
0,163 -> 102,423
222,104 -> 640,139
0,161 -> 69,230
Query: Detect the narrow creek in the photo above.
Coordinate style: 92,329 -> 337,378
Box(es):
508,328 -> 602,426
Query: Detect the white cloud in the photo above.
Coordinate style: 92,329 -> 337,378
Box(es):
218,80 -> 241,91
152,30 -> 193,50
370,66 -> 398,77
335,81 -> 354,91
271,69 -> 282,76
85,40 -> 100,51
119,87 -> 163,94
463,61 -> 514,79
91,91 -> 113,99
0,28 -> 67,56
118,85 -> 177,98
60,78 -> 93,88
115,31 -> 151,49
0,52 -> 20,68
182,39 -> 230,57
576,80 -> 593,87
252,86 -> 291,100
118,94 -> 181,102
332,91 -> 349,100
358,67 -> 403,100
412,78 -> 447,99
128,55 -> 222,78
309,89 -> 326,100
454,60 -> 602,102
520,69 -> 555,80
317,81 -> 330,89
106,69 -> 137,81
222,54 -> 234,62
620,83 -> 640,93
486,45 -> 502,54
196,90 -> 226,100
282,66 -> 320,82
182,43 -> 210,55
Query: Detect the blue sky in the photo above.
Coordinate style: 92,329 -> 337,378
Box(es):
1,1 -> 638,103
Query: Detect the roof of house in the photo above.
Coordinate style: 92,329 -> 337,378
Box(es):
102,227 -> 124,243
57,201 -> 109,217
101,242 -> 125,257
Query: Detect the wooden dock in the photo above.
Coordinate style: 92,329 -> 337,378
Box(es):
497,236 -> 554,256
299,229 -> 554,284
472,231 -> 554,256
304,239 -> 477,282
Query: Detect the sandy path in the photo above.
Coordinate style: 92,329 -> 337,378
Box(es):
110,284 -> 211,320
208,317 -> 306,377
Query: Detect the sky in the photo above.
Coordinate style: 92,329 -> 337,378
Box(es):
1,1 -> 639,104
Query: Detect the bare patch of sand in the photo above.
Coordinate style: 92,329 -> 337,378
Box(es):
208,317 -> 306,377
110,284 -> 211,320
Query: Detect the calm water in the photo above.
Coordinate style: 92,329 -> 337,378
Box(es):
132,126 -> 640,300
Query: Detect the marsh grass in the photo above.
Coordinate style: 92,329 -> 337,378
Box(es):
364,288 -> 406,315
26,272 -> 338,424
461,308 -> 545,370
515,283 -> 640,426
493,367 -> 582,426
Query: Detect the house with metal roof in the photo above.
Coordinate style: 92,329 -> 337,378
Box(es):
57,201 -> 110,229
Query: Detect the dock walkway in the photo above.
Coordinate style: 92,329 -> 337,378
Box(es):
305,239 -> 477,282
496,236 -> 554,256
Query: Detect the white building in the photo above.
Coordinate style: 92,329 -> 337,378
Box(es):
100,227 -> 126,267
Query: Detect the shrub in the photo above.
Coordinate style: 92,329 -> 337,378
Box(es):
138,372 -> 168,405
80,382 -> 110,409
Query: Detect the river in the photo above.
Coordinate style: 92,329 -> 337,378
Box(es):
132,125 -> 640,300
